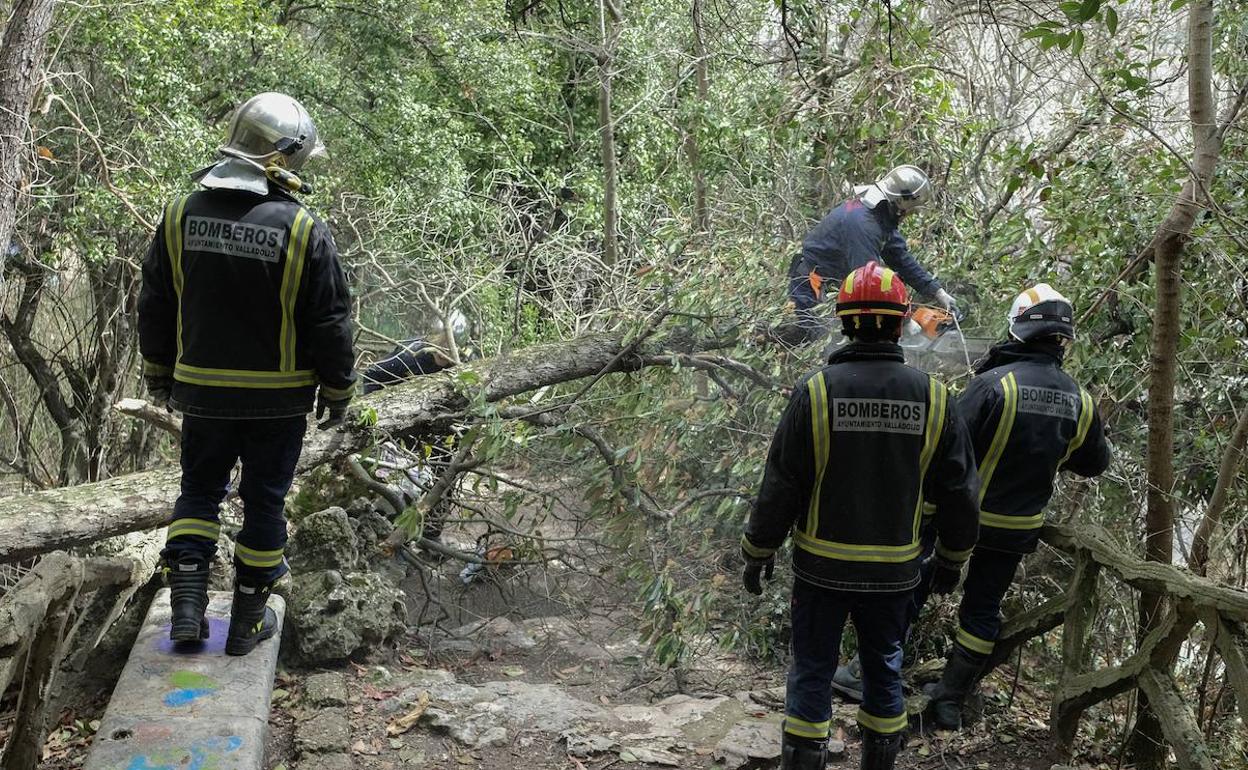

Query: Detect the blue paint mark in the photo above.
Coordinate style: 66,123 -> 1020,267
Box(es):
163,687 -> 215,707
122,735 -> 242,770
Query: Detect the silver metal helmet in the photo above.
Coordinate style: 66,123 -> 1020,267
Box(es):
859,165 -> 932,213
429,309 -> 473,352
198,92 -> 325,194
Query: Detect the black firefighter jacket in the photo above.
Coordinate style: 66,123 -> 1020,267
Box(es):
742,342 -> 980,593
792,198 -> 943,301
958,341 -> 1111,554
138,186 -> 357,418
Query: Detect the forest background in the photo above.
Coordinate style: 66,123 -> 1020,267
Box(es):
1,0 -> 1246,767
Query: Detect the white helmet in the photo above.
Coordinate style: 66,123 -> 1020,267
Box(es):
859,165 -> 932,213
1008,283 -> 1076,342
198,92 -> 325,194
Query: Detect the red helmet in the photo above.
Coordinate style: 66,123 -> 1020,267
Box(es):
836,261 -> 911,321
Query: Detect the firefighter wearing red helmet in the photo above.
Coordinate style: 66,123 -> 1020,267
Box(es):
741,262 -> 980,770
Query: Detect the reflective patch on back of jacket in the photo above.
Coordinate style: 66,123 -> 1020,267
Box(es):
1016,385 -> 1079,420
831,398 -> 925,435
185,216 -> 284,263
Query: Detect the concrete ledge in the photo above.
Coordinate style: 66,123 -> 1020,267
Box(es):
85,588 -> 285,770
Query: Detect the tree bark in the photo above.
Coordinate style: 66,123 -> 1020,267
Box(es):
1188,403 -> 1248,575
597,0 -> 620,266
684,0 -> 709,235
1135,6 -> 1219,764
0,330 -> 730,563
0,0 -> 56,269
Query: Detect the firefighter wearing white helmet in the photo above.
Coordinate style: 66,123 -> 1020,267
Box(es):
785,164 -> 957,344
914,282 -> 1110,731
139,91 -> 356,657
1006,283 -> 1075,342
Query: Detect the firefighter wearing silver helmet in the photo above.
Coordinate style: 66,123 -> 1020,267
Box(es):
196,91 -> 326,195
139,91 -> 356,656
360,309 -> 477,545
785,164 -> 957,344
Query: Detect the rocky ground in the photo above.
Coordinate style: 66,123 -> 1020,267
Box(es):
8,491 -> 1122,770
259,612 -> 1073,770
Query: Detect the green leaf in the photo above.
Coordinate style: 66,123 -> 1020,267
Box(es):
1076,0 -> 1101,22
1105,6 -> 1119,35
1070,28 -> 1085,56
1169,0 -> 1188,9
1059,1 -> 1083,19
1021,27 -> 1052,40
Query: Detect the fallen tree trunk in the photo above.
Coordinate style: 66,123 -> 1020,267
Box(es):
0,330 -> 733,563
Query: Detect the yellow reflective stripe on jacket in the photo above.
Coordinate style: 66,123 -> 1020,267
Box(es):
913,378 -> 947,541
935,541 -> 973,563
319,381 -> 356,401
174,363 -> 317,389
740,534 -> 776,560
793,530 -> 922,563
1058,388 -> 1096,466
977,372 -> 1018,507
956,626 -> 995,655
805,371 -> 830,537
279,209 -> 314,372
164,195 -> 191,360
979,510 -> 1045,530
234,543 -> 285,568
143,359 -> 173,376
783,716 -> 831,740
856,708 -> 908,735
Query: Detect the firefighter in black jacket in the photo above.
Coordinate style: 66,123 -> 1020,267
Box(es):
138,92 -> 357,656
361,310 -> 472,542
742,262 -> 980,770
923,284 -> 1111,729
783,165 -> 958,344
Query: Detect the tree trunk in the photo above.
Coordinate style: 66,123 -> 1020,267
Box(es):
684,0 -> 709,235
598,0 -> 620,266
1133,2 -> 1218,765
0,0 -> 56,266
0,329 -> 731,563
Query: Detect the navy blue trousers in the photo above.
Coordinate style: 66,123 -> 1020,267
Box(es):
786,579 -> 911,740
908,523 -> 1023,660
161,415 -> 307,584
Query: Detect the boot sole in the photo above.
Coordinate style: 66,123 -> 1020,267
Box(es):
170,617 -> 209,642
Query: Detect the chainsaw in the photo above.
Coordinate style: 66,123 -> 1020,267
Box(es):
820,305 -> 993,376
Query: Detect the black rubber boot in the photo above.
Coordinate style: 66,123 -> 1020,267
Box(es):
830,653 -> 864,702
166,556 -> 210,642
921,646 -> 983,730
225,581 -> 279,656
780,732 -> 827,770
859,728 -> 903,770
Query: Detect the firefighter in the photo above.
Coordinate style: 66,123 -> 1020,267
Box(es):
742,262 -> 980,770
139,92 -> 356,656
922,284 -> 1111,729
361,310 -> 473,542
361,310 -> 471,392
785,165 -> 958,344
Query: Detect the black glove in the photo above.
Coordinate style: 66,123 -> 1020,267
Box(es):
145,375 -> 173,409
928,556 -> 963,596
316,393 -> 350,431
743,559 -> 775,596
